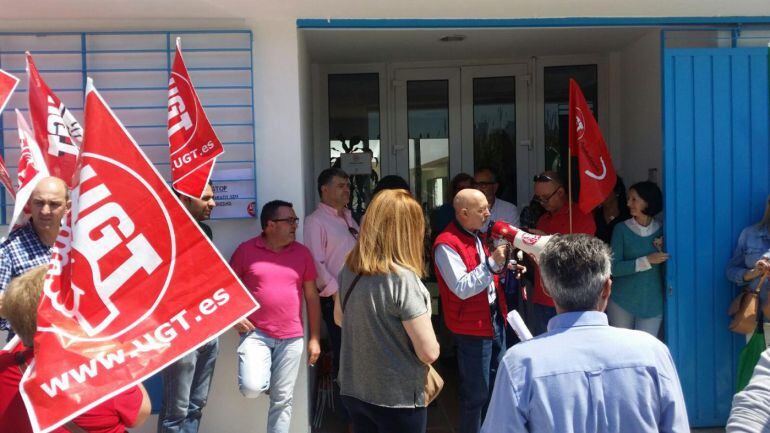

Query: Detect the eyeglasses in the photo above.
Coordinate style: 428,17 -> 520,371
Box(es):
272,217 -> 299,225
535,187 -> 561,205
474,181 -> 496,187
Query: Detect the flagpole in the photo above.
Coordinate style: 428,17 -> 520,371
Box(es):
567,147 -> 572,234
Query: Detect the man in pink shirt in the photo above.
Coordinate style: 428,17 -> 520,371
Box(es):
230,200 -> 322,433
303,168 -> 359,391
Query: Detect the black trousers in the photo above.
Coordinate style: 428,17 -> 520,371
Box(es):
342,396 -> 427,433
321,296 -> 349,420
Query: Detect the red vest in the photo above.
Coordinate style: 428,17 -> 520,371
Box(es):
433,221 -> 507,337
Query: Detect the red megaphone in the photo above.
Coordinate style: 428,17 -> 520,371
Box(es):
489,220 -> 552,259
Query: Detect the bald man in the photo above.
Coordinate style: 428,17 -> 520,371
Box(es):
433,188 -> 508,433
0,177 -> 70,336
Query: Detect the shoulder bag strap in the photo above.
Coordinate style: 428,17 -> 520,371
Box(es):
341,274 -> 362,312
756,273 -> 768,328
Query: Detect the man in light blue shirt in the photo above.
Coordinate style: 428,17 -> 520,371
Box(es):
481,234 -> 689,433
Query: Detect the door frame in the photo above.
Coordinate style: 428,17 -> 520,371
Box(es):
314,56 -> 609,210
312,63 -> 390,209
460,63 -> 531,204
392,67 -> 462,189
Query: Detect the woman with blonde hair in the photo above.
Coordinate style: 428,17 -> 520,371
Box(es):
334,188 -> 439,433
0,266 -> 151,433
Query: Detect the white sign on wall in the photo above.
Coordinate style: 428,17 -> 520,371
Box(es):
340,152 -> 372,175
211,168 -> 256,219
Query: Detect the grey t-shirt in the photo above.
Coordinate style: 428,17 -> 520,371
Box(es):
337,265 -> 432,408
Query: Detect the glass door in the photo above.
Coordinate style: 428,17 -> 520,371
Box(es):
393,68 -> 461,216
461,64 -> 532,208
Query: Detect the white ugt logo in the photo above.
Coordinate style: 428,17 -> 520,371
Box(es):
68,164 -> 163,336
168,77 -> 193,139
46,96 -> 82,157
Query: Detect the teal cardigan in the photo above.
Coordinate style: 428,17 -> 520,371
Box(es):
610,219 -> 664,318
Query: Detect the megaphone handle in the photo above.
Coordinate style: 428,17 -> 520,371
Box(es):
485,244 -> 508,275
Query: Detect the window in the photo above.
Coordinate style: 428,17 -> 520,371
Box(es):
327,73 -> 380,218
543,64 -> 598,182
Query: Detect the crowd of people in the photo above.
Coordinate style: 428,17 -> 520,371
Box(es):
2,165 -> 770,433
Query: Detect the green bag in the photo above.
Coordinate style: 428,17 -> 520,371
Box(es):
736,330 -> 766,392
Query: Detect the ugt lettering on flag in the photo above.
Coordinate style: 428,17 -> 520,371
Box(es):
26,53 -> 83,187
568,78 -> 617,214
168,38 -> 224,199
19,79 -> 258,433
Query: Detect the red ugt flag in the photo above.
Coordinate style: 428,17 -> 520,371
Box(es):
0,70 -> 20,198
20,79 -> 258,433
0,68 -> 20,116
27,53 -> 83,187
0,153 -> 15,199
168,38 -> 224,198
568,79 -> 617,214
9,110 -> 51,232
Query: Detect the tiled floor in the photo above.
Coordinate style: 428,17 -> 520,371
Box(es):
314,355 -> 728,433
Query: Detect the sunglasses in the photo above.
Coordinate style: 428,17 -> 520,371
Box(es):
533,173 -> 557,183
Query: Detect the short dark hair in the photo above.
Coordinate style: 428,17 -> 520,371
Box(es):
629,181 -> 663,217
474,167 -> 498,183
372,175 -> 410,198
450,172 -> 474,195
260,200 -> 293,229
317,168 -> 349,197
540,234 -> 611,312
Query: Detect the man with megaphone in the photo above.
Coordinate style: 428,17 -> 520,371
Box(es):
433,188 -> 509,433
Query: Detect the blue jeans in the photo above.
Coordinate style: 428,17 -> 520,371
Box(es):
454,308 -> 506,433
606,300 -> 663,337
158,337 -> 219,433
341,395 -> 427,433
237,329 -> 304,433
530,303 -> 557,336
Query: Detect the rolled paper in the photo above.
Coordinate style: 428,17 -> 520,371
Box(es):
507,309 -> 533,341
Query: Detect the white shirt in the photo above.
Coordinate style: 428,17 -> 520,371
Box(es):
625,217 -> 662,273
486,198 -> 520,232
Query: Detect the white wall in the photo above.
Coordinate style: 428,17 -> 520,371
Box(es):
192,18 -> 311,433
3,0 -> 770,24
619,30 -> 663,186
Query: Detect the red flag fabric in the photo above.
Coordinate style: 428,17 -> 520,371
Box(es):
9,110 -> 50,232
0,70 -> 20,198
26,53 -> 83,187
0,68 -> 20,116
20,79 -> 258,433
568,79 -> 617,214
168,38 -> 223,199
0,154 -> 15,199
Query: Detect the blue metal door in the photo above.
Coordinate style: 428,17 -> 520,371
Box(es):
664,47 -> 769,427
